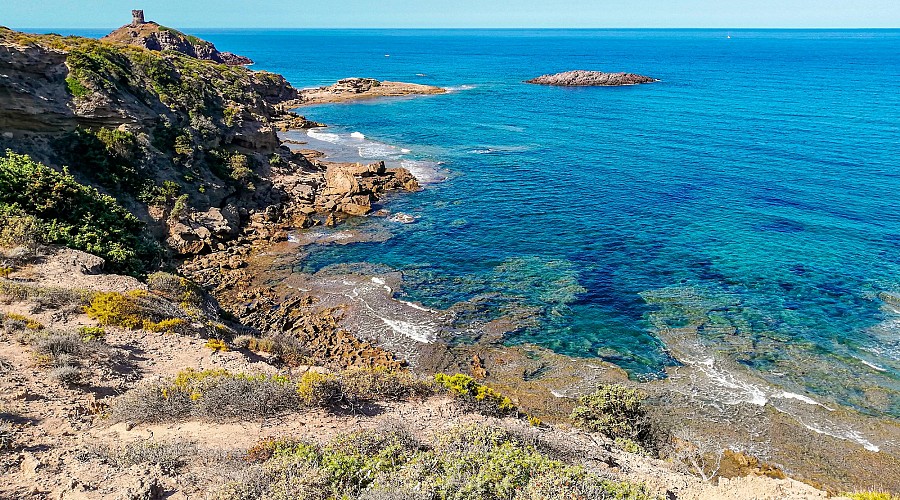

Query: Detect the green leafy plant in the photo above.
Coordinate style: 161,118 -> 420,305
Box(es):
570,384 -> 651,444
78,326 -> 106,341
434,373 -> 517,417
0,151 -> 156,275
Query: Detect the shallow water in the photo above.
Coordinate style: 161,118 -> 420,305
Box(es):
64,28 -> 900,423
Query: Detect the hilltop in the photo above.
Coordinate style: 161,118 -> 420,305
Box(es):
102,10 -> 253,65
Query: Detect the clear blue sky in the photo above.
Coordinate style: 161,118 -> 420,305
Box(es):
2,0 -> 899,29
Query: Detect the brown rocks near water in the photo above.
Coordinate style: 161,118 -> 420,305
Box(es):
291,78 -> 447,107
526,70 -> 657,86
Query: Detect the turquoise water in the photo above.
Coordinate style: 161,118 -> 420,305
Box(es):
70,29 -> 900,418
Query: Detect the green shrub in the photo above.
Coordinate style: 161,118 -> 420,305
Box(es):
65,76 -> 90,97
846,493 -> 900,500
340,366 -> 433,404
65,127 -> 144,194
0,151 -> 156,275
296,371 -> 342,408
434,373 -> 517,417
570,385 -> 651,444
0,212 -> 45,250
110,368 -> 297,423
78,326 -> 106,341
218,426 -> 654,500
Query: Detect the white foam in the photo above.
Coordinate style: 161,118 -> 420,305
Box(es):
774,391 -> 834,411
358,143 -> 400,159
689,357 -> 768,406
389,213 -> 417,224
401,148 -> 411,153
860,359 -> 887,372
307,129 -> 341,143
350,131 -> 366,139
446,84 -> 476,92
400,159 -> 445,184
781,410 -> 880,452
376,316 -> 436,343
398,299 -> 438,313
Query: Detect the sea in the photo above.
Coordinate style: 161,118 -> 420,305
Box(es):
57,29 -> 900,437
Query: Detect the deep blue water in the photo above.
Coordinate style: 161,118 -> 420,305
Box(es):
61,28 -> 900,418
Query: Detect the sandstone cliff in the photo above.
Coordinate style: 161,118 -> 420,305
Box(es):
0,27 -> 417,274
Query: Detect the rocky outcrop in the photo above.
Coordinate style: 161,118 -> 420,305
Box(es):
316,161 -> 419,217
526,70 -> 657,86
103,20 -> 253,66
291,78 -> 446,107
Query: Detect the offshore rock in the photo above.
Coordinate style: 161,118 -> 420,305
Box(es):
526,70 -> 657,86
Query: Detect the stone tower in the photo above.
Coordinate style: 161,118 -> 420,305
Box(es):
131,10 -> 145,25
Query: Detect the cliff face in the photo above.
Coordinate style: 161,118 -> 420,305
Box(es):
0,27 -> 417,273
102,21 -> 253,66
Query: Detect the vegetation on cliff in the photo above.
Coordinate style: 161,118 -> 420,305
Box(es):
0,26 -> 309,269
0,151 -> 156,274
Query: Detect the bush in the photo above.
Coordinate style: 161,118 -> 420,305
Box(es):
110,369 -> 298,423
0,212 -> 45,250
846,493 -> 900,500
84,291 -> 145,328
32,332 -> 85,359
66,127 -> 144,194
29,331 -> 99,386
3,313 -> 44,331
95,439 -> 197,475
0,151 -> 155,275
217,425 -> 654,500
340,366 -> 433,404
570,385 -> 651,444
84,290 -> 190,333
78,326 -> 106,341
205,338 -> 229,352
237,333 -> 310,366
296,371 -> 342,408
434,373 -> 517,417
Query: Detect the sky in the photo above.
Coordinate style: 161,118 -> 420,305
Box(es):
2,0 -> 899,29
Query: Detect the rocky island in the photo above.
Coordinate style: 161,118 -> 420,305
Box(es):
526,70 -> 658,86
293,77 -> 447,106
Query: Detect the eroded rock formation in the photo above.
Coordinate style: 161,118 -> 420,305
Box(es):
526,70 -> 657,86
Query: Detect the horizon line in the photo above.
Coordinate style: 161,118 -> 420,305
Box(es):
14,26 -> 900,31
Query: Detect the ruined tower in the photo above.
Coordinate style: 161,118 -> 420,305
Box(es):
131,10 -> 145,25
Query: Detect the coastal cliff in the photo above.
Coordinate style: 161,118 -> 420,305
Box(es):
0,27 -> 417,274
